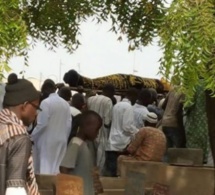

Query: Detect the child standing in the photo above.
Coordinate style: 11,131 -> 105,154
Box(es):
60,110 -> 102,195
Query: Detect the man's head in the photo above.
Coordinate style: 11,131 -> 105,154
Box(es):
149,88 -> 158,105
71,93 -> 85,111
145,112 -> 158,127
102,84 -> 115,99
126,88 -> 139,105
58,87 -> 72,102
3,73 -> 41,126
41,79 -> 56,100
79,110 -> 102,141
111,96 -> 117,106
137,89 -> 152,106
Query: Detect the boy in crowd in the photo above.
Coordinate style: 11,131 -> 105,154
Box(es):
60,111 -> 103,195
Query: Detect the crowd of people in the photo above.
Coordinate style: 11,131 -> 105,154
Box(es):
0,73 -> 211,195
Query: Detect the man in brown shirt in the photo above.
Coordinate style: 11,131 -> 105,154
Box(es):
118,112 -> 166,172
161,89 -> 186,148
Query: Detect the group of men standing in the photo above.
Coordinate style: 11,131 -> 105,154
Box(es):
30,78 -> 167,180
87,85 -> 166,177
0,73 -> 179,195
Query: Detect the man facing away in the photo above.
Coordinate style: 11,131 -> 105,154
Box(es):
0,74 -> 40,195
87,84 -> 115,174
60,111 -> 102,195
133,88 -> 151,129
161,88 -> 185,148
32,79 -> 71,174
147,88 -> 164,120
105,88 -> 139,177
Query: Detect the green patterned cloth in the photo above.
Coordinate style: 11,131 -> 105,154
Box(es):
185,81 -> 210,161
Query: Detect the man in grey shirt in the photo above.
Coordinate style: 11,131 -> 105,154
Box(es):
60,111 -> 102,195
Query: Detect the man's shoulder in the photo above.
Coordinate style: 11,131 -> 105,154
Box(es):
144,127 -> 165,135
88,95 -> 112,107
68,137 -> 89,154
70,107 -> 81,116
70,137 -> 84,146
89,95 -> 110,101
116,100 -> 131,106
51,95 -> 70,107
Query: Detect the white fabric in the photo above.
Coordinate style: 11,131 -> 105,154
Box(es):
72,137 -> 83,146
6,187 -> 27,195
133,103 -> 149,129
158,98 -> 165,109
106,98 -> 139,151
87,95 -> 113,172
146,112 -> 158,124
32,93 -> 71,174
70,106 -> 81,117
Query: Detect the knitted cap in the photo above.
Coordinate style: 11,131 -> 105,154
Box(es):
3,74 -> 41,106
146,112 -> 158,124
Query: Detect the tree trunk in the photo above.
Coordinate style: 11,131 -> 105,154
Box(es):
205,90 -> 215,164
205,91 -> 215,195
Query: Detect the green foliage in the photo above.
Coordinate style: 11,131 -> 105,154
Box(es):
0,0 -> 27,81
95,0 -> 165,50
22,0 -> 165,51
1,0 -> 215,107
0,0 -> 165,80
22,0 -> 94,52
159,0 -> 215,106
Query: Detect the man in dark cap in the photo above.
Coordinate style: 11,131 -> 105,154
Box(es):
0,73 -> 40,195
32,79 -> 71,175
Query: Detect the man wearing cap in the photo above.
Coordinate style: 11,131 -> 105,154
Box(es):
32,79 -> 71,174
118,112 -> 166,167
0,74 -> 40,195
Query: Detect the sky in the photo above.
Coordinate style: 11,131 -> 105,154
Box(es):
9,19 -> 162,84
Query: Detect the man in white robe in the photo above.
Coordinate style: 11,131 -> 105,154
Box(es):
105,88 -> 139,176
87,84 -> 115,174
32,80 -> 71,174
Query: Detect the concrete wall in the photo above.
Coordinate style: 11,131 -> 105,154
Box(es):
119,160 -> 215,195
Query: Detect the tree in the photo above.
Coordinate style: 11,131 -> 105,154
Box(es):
1,0 -> 215,163
159,0 -> 215,105
0,0 -> 165,79
0,0 -> 28,79
158,0 -> 215,166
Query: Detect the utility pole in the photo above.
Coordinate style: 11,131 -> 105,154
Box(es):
59,60 -> 63,82
133,51 -> 138,74
39,72 -> 43,89
77,63 -> 81,73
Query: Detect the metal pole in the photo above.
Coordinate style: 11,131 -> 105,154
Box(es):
59,60 -> 62,82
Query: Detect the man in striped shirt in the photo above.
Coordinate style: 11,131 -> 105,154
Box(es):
0,73 -> 40,195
